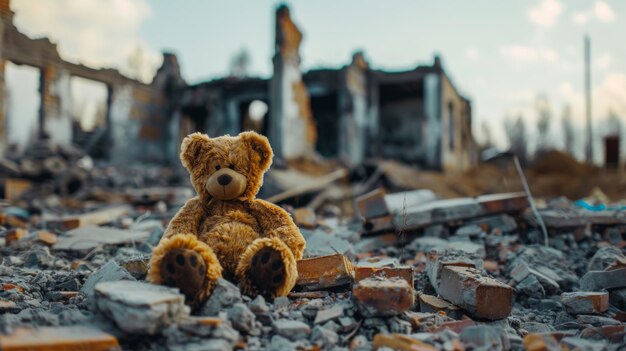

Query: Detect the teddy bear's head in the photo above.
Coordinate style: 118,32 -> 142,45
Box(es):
179,131 -> 273,201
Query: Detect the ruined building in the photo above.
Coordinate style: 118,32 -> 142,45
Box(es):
0,1 -> 476,172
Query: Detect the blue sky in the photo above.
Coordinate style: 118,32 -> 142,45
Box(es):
10,0 -> 626,157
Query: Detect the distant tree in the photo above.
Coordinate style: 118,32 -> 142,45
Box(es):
535,94 -> 552,151
229,48 -> 251,78
504,114 -> 527,162
561,104 -> 575,153
480,120 -> 493,148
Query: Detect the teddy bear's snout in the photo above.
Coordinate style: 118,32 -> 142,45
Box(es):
206,168 -> 248,200
217,174 -> 232,185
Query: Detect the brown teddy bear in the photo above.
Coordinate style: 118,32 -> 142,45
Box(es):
147,131 -> 305,308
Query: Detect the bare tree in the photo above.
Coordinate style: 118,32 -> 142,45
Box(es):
480,120 -> 493,148
535,94 -> 552,151
561,104 -> 575,153
229,48 -> 251,78
504,114 -> 527,162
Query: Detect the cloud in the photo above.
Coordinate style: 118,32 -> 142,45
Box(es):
528,0 -> 563,28
596,52 -> 613,70
559,73 -> 626,127
594,1 -> 616,22
11,0 -> 161,83
572,1 -> 616,25
500,45 -> 558,64
465,47 -> 481,60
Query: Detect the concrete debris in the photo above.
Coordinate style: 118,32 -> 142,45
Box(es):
579,267 -> 626,291
354,265 -> 414,286
227,303 -> 256,334
93,280 -> 189,334
273,319 -> 311,341
80,260 -> 135,297
54,225 -> 150,253
198,279 -> 243,316
0,326 -> 120,351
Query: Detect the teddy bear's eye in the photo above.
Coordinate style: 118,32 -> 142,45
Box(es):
228,164 -> 235,170
215,165 -> 221,170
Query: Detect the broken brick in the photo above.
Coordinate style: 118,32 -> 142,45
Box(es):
362,215 -> 395,235
5,228 -> 26,245
355,188 -> 389,220
560,291 -> 608,315
418,293 -> 462,319
438,266 -> 512,320
293,207 -> 317,229
0,299 -> 18,313
353,276 -> 415,317
354,266 -> 413,286
426,249 -> 482,293
37,230 -> 58,245
296,253 -> 353,290
372,333 -> 437,351
0,326 -> 120,351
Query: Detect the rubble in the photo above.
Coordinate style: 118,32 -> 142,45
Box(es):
0,326 -> 120,351
93,280 -> 189,334
560,291 -> 609,314
353,276 -> 415,317
296,253 -> 353,290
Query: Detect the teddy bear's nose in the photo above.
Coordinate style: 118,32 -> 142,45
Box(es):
217,174 -> 232,186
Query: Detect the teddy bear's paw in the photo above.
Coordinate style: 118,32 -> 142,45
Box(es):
249,247 -> 286,295
161,248 -> 207,302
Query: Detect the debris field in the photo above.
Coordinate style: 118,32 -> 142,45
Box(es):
1,147 -> 626,351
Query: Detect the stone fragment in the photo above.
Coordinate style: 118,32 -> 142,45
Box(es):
0,299 -> 18,313
54,225 -> 149,253
313,305 -> 343,325
609,288 -> 626,310
354,266 -> 413,286
80,260 -> 135,297
304,231 -> 353,257
579,268 -> 626,291
199,279 -> 243,316
310,325 -> 339,348
93,280 -> 188,335
576,314 -> 620,326
587,246 -> 624,272
227,303 -> 256,334
460,325 -> 511,351
353,276 -> 415,317
273,319 -> 311,341
418,293 -> 462,319
560,291 -> 608,315
431,319 -> 476,334
356,188 -> 389,219
438,266 -> 512,320
0,326 -> 120,351
293,207 -> 317,229
296,253 -> 353,290
372,333 -> 437,351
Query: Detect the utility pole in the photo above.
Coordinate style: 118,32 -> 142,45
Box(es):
584,35 -> 593,163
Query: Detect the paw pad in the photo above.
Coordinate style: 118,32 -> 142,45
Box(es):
249,247 -> 286,295
161,248 -> 207,302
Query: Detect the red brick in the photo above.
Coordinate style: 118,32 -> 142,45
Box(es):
560,291 -> 608,314
5,228 -> 26,245
523,333 -> 561,351
354,266 -> 413,286
0,326 -> 120,351
353,277 -> 414,317
296,254 -> 353,290
439,266 -> 512,320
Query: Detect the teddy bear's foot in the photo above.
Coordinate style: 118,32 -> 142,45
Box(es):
249,247 -> 286,294
236,237 -> 298,298
147,234 -> 223,309
161,248 -> 206,302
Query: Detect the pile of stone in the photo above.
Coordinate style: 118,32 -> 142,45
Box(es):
0,182 -> 625,350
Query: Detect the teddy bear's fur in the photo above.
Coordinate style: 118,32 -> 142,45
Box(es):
147,131 -> 305,308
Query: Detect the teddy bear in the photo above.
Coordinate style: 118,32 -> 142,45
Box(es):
147,131 -> 305,308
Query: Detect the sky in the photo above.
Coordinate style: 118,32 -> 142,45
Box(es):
8,0 -> 626,159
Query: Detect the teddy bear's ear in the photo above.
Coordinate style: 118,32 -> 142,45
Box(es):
240,131 -> 273,171
180,132 -> 210,170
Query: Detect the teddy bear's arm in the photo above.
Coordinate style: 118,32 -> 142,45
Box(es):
251,199 -> 305,260
163,196 -> 205,238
